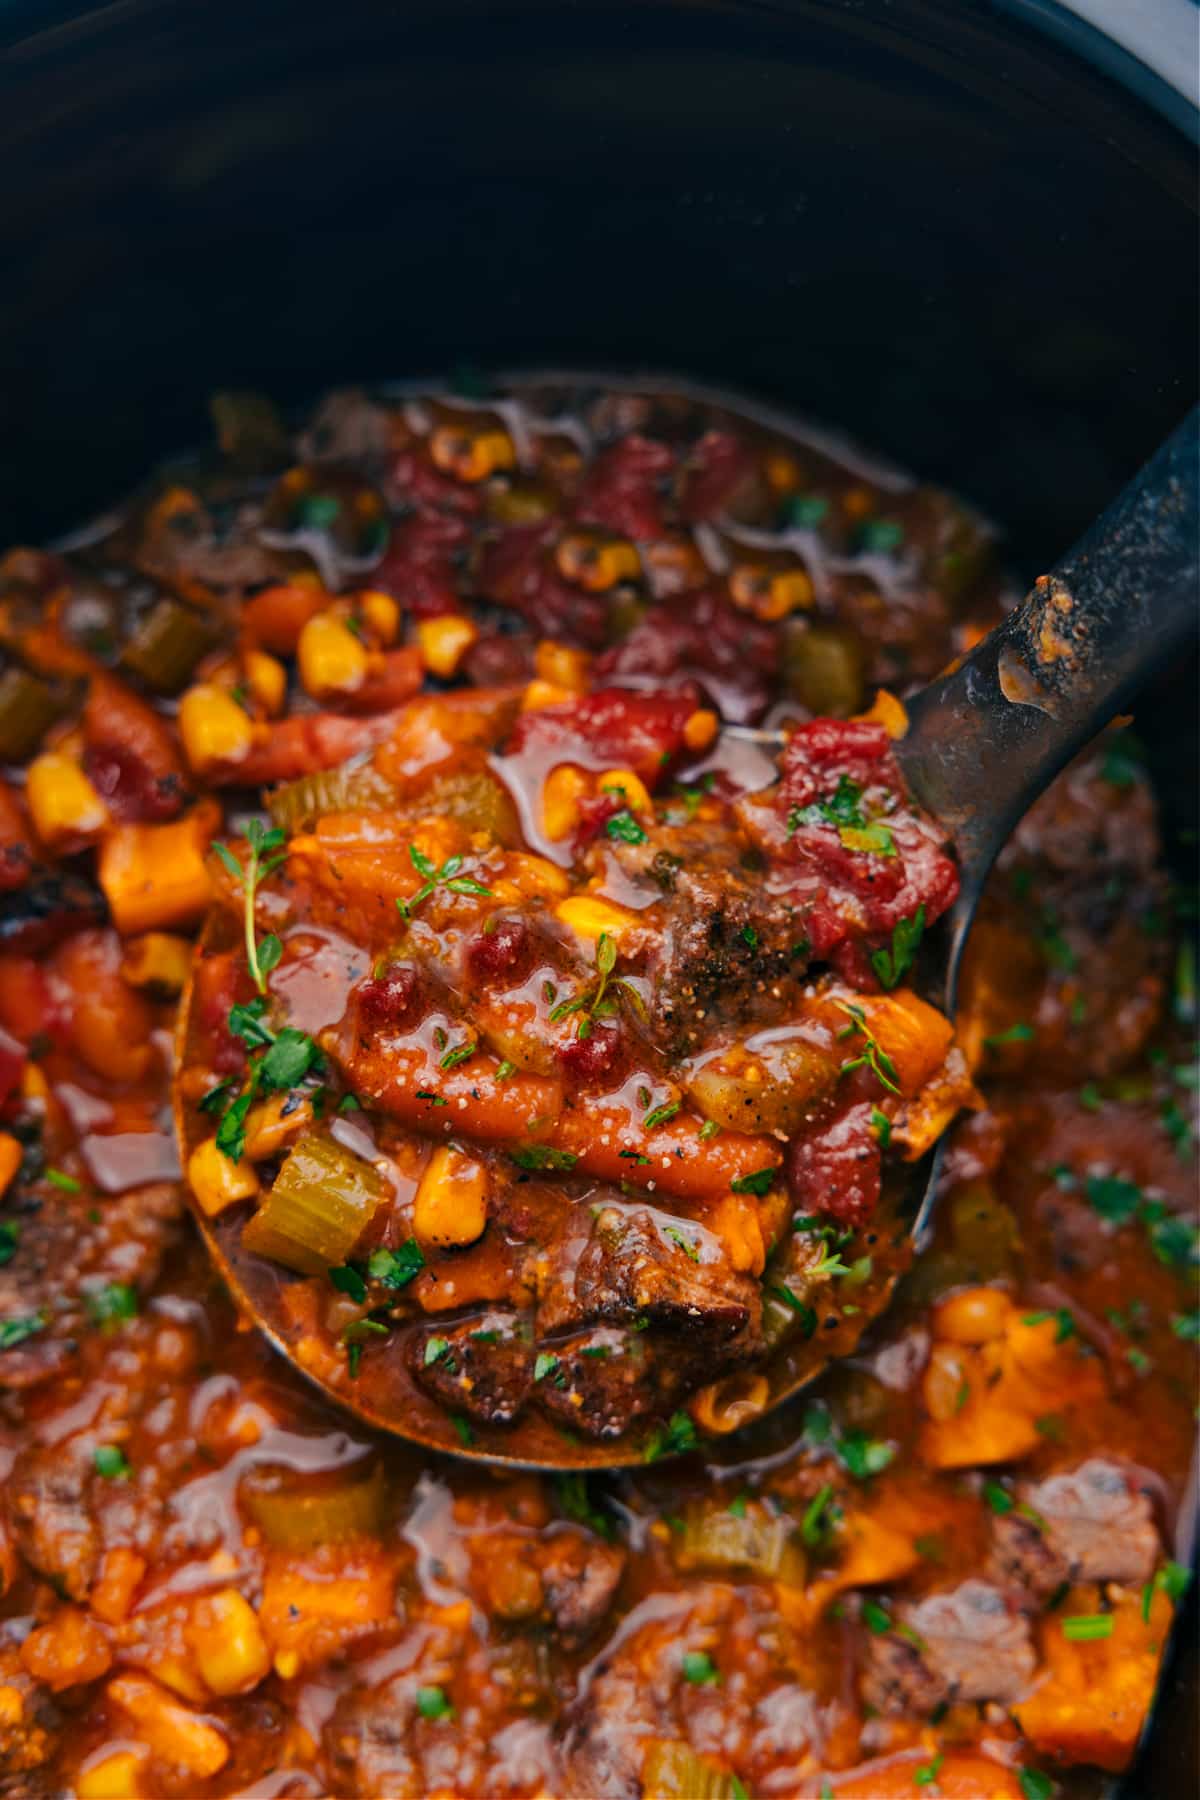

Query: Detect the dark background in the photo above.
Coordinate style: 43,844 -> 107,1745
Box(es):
0,2 -> 1195,1790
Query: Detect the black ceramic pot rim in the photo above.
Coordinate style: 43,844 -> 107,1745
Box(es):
999,0 -> 1199,139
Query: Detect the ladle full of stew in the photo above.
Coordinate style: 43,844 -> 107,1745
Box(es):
175,403 -> 1197,1468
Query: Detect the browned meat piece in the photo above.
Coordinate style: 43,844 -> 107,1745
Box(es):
538,1530 -> 626,1646
1023,1459 -> 1160,1587
565,1658 -> 647,1800
7,1442 -> 100,1601
0,1180 -> 183,1391
408,1311 -> 533,1425
324,1677 -> 419,1799
536,1201 -> 761,1352
859,1634 -> 951,1718
862,1581 -> 1035,1715
533,1327 -> 674,1439
988,1513 -> 1067,1606
605,818 -> 808,1057
0,870 -> 105,957
300,388 -> 392,466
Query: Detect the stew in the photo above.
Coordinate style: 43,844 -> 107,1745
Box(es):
0,377 -> 1193,1798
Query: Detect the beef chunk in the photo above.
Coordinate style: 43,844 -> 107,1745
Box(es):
565,1659 -> 650,1800
324,1677 -> 419,1798
533,1327 -> 674,1439
1023,1459 -> 1160,1587
0,1180 -> 183,1391
863,1580 -> 1035,1715
538,1530 -> 626,1646
537,1201 -> 761,1350
988,1514 -> 1067,1606
605,817 -> 808,1056
7,1443 -> 100,1601
408,1311 -> 533,1425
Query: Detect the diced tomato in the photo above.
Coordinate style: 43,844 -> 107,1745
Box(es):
193,951 -> 251,1076
383,448 -> 483,514
787,1100 -> 881,1228
476,522 -> 609,646
594,586 -> 776,725
575,434 -> 675,540
369,511 -> 474,618
82,674 -> 187,822
0,1025 -> 26,1103
507,688 -> 702,786
677,428 -> 762,522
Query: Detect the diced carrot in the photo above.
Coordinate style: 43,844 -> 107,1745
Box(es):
106,1673 -> 228,1778
51,927 -> 156,1083
241,582 -> 328,655
827,1750 -> 1023,1797
90,1548 -> 147,1624
98,800 -> 219,936
1013,1585 -> 1172,1773
258,1547 -> 397,1675
20,1608 -> 111,1691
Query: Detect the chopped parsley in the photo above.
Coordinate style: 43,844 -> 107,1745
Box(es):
643,1099 -> 681,1131
861,1598 -> 892,1634
555,1471 -> 614,1540
45,1167 -> 81,1193
869,1106 -> 892,1148
510,1145 -> 579,1173
644,1410 -> 699,1462
0,1314 -> 45,1349
984,1021 -> 1035,1049
914,1754 -> 944,1789
0,1222 -> 17,1266
1018,1771 -> 1055,1800
548,931 -> 645,1041
800,1483 -> 837,1547
1141,1560 -> 1190,1622
870,905 -> 925,990
731,1166 -> 777,1196
605,809 -> 647,846
367,1241 -> 425,1289
85,1283 -> 138,1328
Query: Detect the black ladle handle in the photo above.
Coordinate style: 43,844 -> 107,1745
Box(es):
898,408 -> 1198,918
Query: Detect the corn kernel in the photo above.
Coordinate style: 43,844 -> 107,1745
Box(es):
243,1093 -> 313,1161
555,533 -> 641,592
934,1286 -> 1012,1346
855,687 -> 910,740
683,708 -> 718,752
243,648 -> 287,717
19,1065 -> 48,1104
187,1138 -> 259,1217
186,1588 -> 271,1697
77,1749 -> 148,1800
358,590 -> 401,645
416,614 -> 479,679
499,853 -> 571,900
274,1650 -> 300,1681
554,896 -> 640,944
541,765 -> 588,841
107,1674 -> 229,1779
534,639 -> 591,693
178,683 -> 254,774
120,932 -> 192,995
25,752 -> 107,848
413,1144 -> 489,1249
520,678 -> 573,712
0,1133 -> 22,1200
429,424 -> 515,482
297,611 -> 369,700
598,768 -> 653,816
99,802 -> 219,937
